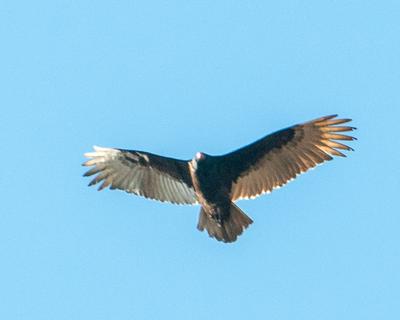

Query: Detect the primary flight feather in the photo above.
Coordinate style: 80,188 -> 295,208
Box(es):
83,115 -> 356,243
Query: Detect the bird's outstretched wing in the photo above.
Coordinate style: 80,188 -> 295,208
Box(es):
215,115 -> 356,201
83,146 -> 197,204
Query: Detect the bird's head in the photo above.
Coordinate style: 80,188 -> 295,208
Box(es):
191,152 -> 207,170
195,152 -> 206,161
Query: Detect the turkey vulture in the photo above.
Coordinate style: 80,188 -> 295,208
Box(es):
83,115 -> 356,243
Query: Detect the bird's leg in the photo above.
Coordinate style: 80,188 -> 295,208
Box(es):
209,204 -> 231,227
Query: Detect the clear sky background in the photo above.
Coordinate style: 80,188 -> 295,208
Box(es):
1,1 -> 399,319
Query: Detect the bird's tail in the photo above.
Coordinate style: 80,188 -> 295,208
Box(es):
197,203 -> 253,243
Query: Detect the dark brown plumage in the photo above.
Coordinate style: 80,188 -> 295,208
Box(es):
83,115 -> 356,243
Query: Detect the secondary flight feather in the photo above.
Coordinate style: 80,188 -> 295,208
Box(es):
83,115 -> 356,243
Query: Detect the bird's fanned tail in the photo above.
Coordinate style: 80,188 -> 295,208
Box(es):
197,203 -> 253,243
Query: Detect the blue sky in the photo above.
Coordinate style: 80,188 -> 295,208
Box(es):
1,1 -> 399,319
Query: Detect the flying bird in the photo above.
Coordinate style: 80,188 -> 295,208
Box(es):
83,115 -> 356,243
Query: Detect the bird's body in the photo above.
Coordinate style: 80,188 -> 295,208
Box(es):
190,153 -> 228,210
188,153 -> 253,241
83,115 -> 356,243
